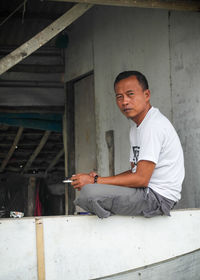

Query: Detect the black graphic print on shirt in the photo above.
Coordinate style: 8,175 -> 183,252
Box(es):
132,146 -> 140,166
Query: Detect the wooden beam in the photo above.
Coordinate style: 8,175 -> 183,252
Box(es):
21,131 -> 51,174
8,64 -> 65,73
46,0 -> 200,12
0,126 -> 23,172
45,148 -> 64,175
0,3 -> 93,75
1,72 -> 63,82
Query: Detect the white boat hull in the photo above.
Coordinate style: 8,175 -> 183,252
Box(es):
0,209 -> 200,280
100,249 -> 200,279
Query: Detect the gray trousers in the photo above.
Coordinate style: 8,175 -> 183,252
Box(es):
74,184 -> 176,219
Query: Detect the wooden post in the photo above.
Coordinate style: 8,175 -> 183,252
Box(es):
27,176 -> 36,216
105,130 -> 115,176
65,82 -> 76,215
46,0 -> 200,12
0,3 -> 93,75
35,218 -> 46,280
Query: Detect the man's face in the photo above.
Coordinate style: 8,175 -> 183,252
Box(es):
114,75 -> 151,125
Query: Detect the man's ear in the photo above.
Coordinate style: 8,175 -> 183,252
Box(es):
144,89 -> 151,100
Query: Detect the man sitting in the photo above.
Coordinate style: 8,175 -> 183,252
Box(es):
71,71 -> 185,218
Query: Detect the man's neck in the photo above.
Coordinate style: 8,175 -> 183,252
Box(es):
132,104 -> 152,126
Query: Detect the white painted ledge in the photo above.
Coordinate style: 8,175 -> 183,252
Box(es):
0,209 -> 200,280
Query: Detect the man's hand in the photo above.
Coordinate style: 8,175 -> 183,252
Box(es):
88,171 -> 98,177
70,173 -> 95,190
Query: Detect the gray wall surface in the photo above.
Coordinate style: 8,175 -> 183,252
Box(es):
65,10 -> 94,81
170,12 -> 200,208
93,7 -> 171,177
64,6 -> 200,208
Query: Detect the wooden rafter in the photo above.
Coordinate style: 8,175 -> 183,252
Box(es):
0,3 -> 93,75
46,0 -> 200,12
21,130 -> 51,174
45,148 -> 64,175
7,64 -> 65,73
0,126 -> 24,172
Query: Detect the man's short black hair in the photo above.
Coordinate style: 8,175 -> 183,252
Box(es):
114,71 -> 149,91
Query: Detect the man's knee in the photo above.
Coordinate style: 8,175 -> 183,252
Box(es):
75,184 -> 109,207
80,184 -> 97,199
74,184 -> 103,213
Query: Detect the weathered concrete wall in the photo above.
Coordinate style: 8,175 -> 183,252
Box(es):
93,6 -> 171,176
65,10 -> 93,82
65,6 -> 171,176
65,7 -> 200,208
170,11 -> 200,208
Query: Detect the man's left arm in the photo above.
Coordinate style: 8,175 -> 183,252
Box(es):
71,160 -> 155,190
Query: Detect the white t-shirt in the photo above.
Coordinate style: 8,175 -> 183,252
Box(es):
129,107 -> 185,201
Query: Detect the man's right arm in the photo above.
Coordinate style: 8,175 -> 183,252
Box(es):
115,162 -> 134,176
97,160 -> 155,188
